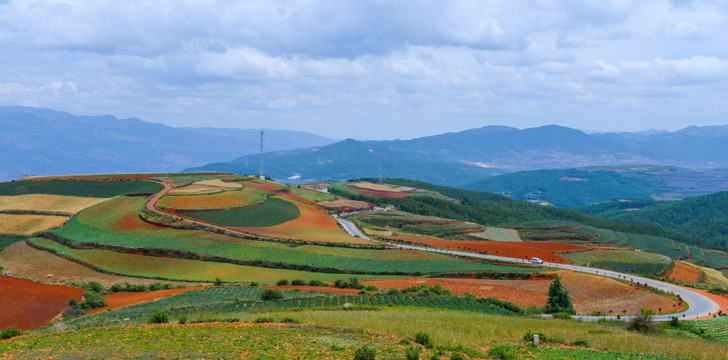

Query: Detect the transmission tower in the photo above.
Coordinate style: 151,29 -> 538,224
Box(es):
258,129 -> 264,180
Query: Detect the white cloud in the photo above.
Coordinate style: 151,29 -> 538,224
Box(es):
0,0 -> 726,139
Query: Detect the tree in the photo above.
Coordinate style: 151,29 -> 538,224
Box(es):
544,275 -> 575,314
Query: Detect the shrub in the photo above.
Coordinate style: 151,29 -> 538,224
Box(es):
308,279 -> 323,286
414,331 -> 433,348
330,343 -> 345,351
68,297 -> 78,307
487,345 -> 515,360
178,315 -> 187,324
249,281 -> 259,287
669,316 -> 680,327
276,279 -> 289,286
627,308 -> 656,333
551,312 -> 572,320
571,339 -> 589,347
291,279 -> 305,286
214,278 -> 223,286
280,317 -> 299,324
147,311 -> 169,324
354,345 -> 376,360
80,290 -> 107,310
0,327 -> 21,340
86,281 -> 104,293
260,289 -> 284,301
449,352 -> 466,360
254,317 -> 275,323
405,346 -> 421,360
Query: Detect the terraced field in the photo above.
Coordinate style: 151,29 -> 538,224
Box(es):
353,211 -> 485,239
188,198 -> 301,227
158,188 -> 267,210
0,194 -> 107,214
0,214 -> 68,235
0,180 -> 163,197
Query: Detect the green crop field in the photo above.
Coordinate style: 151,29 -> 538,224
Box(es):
563,249 -> 671,276
592,228 -> 621,244
0,180 -> 163,197
187,198 -> 301,227
693,316 -> 728,342
27,237 -> 376,283
0,236 -> 23,251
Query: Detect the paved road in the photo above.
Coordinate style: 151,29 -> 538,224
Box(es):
335,217 -> 720,321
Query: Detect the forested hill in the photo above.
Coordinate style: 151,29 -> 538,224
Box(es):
579,192 -> 728,250
349,178 -> 711,249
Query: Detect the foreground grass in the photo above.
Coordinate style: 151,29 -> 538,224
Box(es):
227,308 -> 727,360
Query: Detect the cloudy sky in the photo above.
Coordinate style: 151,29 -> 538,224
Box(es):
1,0 -> 726,139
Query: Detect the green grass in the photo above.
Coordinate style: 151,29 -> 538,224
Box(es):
0,236 -> 23,251
0,180 -> 163,197
187,198 -> 301,227
1,323 -> 446,359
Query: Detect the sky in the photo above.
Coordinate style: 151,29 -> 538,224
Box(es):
0,0 -> 726,140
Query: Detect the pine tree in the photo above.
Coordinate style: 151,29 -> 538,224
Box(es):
545,275 -> 576,314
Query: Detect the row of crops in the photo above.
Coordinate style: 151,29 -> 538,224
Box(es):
68,287 -> 517,328
692,316 -> 728,342
0,180 -> 163,198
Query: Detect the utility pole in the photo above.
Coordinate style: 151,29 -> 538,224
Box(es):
258,129 -> 264,180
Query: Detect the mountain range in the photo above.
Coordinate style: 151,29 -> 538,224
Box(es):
0,106 -> 336,181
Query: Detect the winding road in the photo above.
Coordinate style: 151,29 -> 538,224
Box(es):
334,217 -> 720,321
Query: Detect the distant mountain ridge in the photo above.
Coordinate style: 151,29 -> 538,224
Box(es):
0,106 -> 336,181
191,123 -> 728,185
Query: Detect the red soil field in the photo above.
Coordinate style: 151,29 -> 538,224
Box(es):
86,287 -> 201,315
364,271 -> 683,315
344,185 -> 407,198
0,275 -> 82,330
233,193 -> 370,244
663,261 -> 702,283
243,180 -> 280,192
109,213 -> 167,232
392,236 -> 589,264
267,285 -> 359,294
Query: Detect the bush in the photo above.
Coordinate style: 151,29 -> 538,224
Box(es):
405,346 -> 421,360
249,281 -> 259,287
487,345 -> 515,360
291,279 -> 305,286
308,279 -> 323,286
0,327 -> 21,340
68,297 -> 78,307
147,311 -> 169,324
354,345 -> 376,360
280,317 -> 299,323
80,290 -> 107,310
551,312 -> 572,320
414,331 -> 433,348
571,339 -> 589,347
365,285 -> 378,291
178,315 -> 187,324
627,308 -> 656,333
214,278 -> 223,286
260,289 -> 284,301
276,279 -> 289,286
449,353 -> 466,360
254,317 -> 275,323
86,281 -> 104,293
669,316 -> 680,328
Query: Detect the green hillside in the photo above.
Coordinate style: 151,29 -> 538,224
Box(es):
580,192 -> 728,251
462,168 -> 668,208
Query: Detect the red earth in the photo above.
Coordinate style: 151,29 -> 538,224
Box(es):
0,275 -> 82,330
391,236 -> 588,264
663,261 -> 702,283
86,287 -> 201,315
343,185 -> 407,198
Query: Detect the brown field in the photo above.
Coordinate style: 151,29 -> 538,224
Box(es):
0,194 -> 108,213
344,185 -> 407,198
169,179 -> 243,195
243,179 -> 281,192
391,236 -> 588,264
0,242 -> 196,287
233,193 -> 372,245
86,287 -> 202,315
471,227 -> 522,242
663,260 -> 703,283
267,285 -> 360,294
364,270 -> 683,315
158,189 -> 267,211
350,182 -> 415,193
0,214 -> 68,235
0,275 -> 82,330
317,198 -> 371,210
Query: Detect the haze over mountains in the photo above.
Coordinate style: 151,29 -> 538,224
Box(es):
4,106 -> 728,188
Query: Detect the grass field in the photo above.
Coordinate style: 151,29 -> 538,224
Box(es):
27,237 -> 381,283
0,180 -> 163,197
563,249 -> 672,276
0,194 -> 107,214
187,198 -> 301,227
0,214 -> 68,235
471,227 -> 522,242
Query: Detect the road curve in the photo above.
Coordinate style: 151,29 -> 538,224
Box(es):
335,217 -> 719,321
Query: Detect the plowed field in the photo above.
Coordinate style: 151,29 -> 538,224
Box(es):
364,270 -> 683,315
158,189 -> 267,211
86,287 -> 201,315
664,261 -> 703,283
392,236 -> 587,264
233,193 -> 371,245
0,275 -> 82,330
344,185 -> 407,198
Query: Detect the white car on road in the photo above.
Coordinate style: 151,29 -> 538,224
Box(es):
530,257 -> 544,264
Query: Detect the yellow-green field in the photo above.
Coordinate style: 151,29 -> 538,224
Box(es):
0,194 -> 108,213
0,214 -> 68,235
